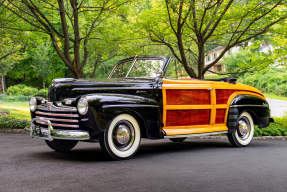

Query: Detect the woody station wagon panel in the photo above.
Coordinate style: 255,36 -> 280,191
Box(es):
25,56 -> 273,160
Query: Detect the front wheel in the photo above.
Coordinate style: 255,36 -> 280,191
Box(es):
45,139 -> 78,152
228,111 -> 254,147
99,114 -> 141,160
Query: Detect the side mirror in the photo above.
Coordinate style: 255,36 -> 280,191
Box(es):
156,70 -> 163,78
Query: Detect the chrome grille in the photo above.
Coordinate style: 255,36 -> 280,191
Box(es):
34,102 -> 79,129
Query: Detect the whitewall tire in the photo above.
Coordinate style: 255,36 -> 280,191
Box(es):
228,111 -> 254,147
99,114 -> 141,160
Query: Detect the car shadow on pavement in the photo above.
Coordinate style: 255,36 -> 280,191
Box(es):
31,139 -> 235,162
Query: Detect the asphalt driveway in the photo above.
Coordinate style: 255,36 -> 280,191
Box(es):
1,133 -> 287,192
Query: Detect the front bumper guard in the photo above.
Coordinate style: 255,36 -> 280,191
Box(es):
24,118 -> 90,141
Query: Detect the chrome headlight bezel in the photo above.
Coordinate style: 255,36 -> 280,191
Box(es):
77,98 -> 88,115
29,97 -> 37,112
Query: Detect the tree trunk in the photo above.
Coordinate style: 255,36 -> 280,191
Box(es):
43,78 -> 45,89
197,41 -> 205,79
1,76 -> 6,94
91,59 -> 99,78
177,33 -> 197,78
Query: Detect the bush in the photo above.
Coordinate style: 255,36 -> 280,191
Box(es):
22,87 -> 38,96
6,85 -> 39,96
37,89 -> 48,96
0,116 -> 30,129
6,86 -> 21,96
0,94 -> 31,102
14,84 -> 27,89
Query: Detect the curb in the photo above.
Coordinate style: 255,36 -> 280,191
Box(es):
0,130 -> 286,140
0,129 -> 25,133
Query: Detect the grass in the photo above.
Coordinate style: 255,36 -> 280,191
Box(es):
263,93 -> 287,102
0,102 -> 31,120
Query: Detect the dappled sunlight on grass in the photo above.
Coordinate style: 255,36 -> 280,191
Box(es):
0,102 -> 30,120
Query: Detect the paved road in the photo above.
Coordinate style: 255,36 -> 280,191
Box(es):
266,98 -> 287,117
1,133 -> 287,192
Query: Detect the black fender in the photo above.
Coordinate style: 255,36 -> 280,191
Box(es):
227,95 -> 271,133
81,93 -> 161,140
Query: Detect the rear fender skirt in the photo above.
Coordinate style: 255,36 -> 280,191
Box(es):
227,95 -> 271,131
83,93 -> 161,139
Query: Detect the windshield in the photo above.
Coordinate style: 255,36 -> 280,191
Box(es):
110,59 -> 164,79
127,59 -> 163,78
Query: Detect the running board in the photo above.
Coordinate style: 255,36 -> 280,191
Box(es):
164,131 -> 228,138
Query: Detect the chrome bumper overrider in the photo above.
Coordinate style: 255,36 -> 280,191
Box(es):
24,118 -> 90,141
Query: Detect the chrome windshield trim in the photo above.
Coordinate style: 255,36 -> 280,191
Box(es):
108,58 -> 137,79
37,102 -> 77,112
230,105 -> 268,108
165,131 -> 228,138
102,104 -> 159,108
36,120 -> 79,128
36,116 -> 79,123
72,87 -> 153,91
35,111 -> 79,118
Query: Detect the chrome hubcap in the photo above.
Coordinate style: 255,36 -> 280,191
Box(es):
112,121 -> 135,151
237,118 -> 251,140
115,125 -> 131,145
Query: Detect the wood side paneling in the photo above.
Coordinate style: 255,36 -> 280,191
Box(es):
166,89 -> 210,105
215,109 -> 226,124
216,90 -> 236,104
166,109 -> 210,126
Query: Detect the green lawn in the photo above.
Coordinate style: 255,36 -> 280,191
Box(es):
263,93 -> 287,102
0,102 -> 31,120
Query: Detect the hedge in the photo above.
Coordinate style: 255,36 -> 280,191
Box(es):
0,116 -> 30,129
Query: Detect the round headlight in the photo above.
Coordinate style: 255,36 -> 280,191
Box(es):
77,98 -> 88,115
29,97 -> 37,112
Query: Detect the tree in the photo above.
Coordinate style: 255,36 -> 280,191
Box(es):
32,42 -> 53,89
137,0 -> 287,79
1,0 -> 130,78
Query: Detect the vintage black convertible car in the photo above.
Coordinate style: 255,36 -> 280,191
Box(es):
25,56 -> 273,160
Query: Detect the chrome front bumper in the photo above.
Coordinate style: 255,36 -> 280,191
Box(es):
24,118 -> 90,141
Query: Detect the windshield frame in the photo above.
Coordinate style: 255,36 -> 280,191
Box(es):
108,56 -> 170,80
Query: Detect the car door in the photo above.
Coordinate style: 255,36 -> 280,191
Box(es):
162,79 -> 215,136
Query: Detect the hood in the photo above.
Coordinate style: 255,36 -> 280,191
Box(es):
48,78 -> 157,102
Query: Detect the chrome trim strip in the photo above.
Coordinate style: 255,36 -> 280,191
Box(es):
230,105 -> 267,108
35,111 -> 79,118
37,102 -> 77,112
72,87 -> 153,91
102,104 -> 159,108
164,131 -> 228,138
25,118 -> 90,140
36,120 -> 79,128
35,116 -> 79,123
52,78 -> 74,83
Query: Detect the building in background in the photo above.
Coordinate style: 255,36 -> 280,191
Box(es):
205,42 -> 274,75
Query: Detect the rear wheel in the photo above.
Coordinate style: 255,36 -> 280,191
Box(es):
45,139 -> 78,152
228,112 -> 254,147
169,137 -> 187,142
99,114 -> 141,160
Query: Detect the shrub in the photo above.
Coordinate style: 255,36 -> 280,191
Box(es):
37,89 -> 48,96
14,84 -> 27,89
0,116 -> 30,129
0,95 -> 31,102
6,85 -> 39,96
6,86 -> 21,96
22,87 -> 38,96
